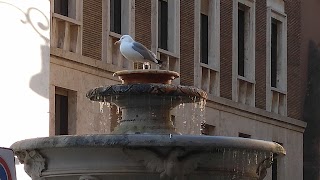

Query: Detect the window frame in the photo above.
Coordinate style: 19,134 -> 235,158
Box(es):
54,87 -> 77,135
52,0 -> 81,20
158,0 -> 169,50
152,0 -> 180,54
266,7 -> 287,115
50,0 -> 83,54
232,0 -> 256,106
150,0 -> 180,81
102,0 -> 135,67
195,0 -> 220,97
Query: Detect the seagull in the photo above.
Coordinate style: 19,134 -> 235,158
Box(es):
114,35 -> 162,69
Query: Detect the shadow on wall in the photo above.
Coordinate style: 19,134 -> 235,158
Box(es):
0,1 -> 50,98
303,40 -> 320,180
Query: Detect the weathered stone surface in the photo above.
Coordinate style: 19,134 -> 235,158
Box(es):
11,135 -> 285,180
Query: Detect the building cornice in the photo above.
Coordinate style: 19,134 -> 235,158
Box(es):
50,47 -> 306,133
50,48 -> 121,82
206,94 -> 306,133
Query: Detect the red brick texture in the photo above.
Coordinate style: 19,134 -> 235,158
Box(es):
255,0 -> 267,110
180,0 -> 195,86
135,0 -> 152,49
82,0 -> 102,60
220,1 -> 233,99
79,0 -> 302,120
286,0 -> 302,120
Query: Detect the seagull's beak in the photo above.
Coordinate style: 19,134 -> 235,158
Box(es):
114,40 -> 120,45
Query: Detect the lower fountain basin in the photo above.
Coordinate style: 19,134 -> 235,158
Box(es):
11,134 -> 285,180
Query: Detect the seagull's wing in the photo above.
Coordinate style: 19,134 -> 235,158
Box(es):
132,42 -> 158,63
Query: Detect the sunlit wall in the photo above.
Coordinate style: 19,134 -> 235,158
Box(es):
0,1 -> 50,179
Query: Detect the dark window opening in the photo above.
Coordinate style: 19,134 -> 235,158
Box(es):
239,132 -> 251,138
110,0 -> 122,34
55,94 -> 68,135
54,0 -> 69,17
158,0 -> 168,50
201,123 -> 215,135
171,115 -> 176,126
272,154 -> 278,180
272,142 -> 282,180
271,19 -> 278,88
200,13 -> 209,64
238,7 -> 245,76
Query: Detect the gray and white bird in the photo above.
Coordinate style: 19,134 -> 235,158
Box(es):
114,35 -> 162,69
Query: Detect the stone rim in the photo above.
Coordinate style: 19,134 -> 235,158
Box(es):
10,134 -> 286,156
113,70 -> 180,85
86,83 -> 208,102
114,70 -> 180,77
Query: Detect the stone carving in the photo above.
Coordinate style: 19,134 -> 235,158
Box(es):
86,83 -> 207,102
79,175 -> 100,180
123,147 -> 214,180
256,157 -> 273,180
16,150 -> 46,180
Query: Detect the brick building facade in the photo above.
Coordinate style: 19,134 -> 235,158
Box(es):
50,0 -> 306,179
301,0 -> 320,179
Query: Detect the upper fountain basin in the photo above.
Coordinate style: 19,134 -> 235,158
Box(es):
113,70 -> 180,84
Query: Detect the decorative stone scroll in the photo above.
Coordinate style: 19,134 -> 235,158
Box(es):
123,147 -> 214,180
87,83 -> 207,103
15,150 -> 46,180
256,157 -> 273,180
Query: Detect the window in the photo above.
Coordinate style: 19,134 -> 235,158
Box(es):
110,0 -> 121,34
272,142 -> 283,180
55,87 -> 77,135
200,13 -> 209,64
271,19 -> 279,88
53,0 -> 78,19
150,0 -> 180,75
158,0 -> 168,50
51,0 -> 82,53
266,7 -> 287,115
272,153 -> 278,180
196,0 -> 220,96
171,115 -> 176,126
55,93 -> 68,135
238,5 -> 245,76
239,132 -> 251,138
54,0 -> 68,17
232,0 -> 255,106
201,123 -> 215,135
102,0 -> 134,68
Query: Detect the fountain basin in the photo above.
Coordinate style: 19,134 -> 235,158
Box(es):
86,83 -> 207,134
113,70 -> 180,84
11,134 -> 285,180
11,69 -> 286,180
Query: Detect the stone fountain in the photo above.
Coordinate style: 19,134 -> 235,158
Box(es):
11,70 -> 285,180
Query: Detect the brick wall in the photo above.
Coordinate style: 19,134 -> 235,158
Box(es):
286,0 -> 302,120
82,0 -> 102,60
135,0 -> 151,49
180,0 -> 195,86
220,1 -> 233,99
79,0 -> 303,120
255,0 -> 267,110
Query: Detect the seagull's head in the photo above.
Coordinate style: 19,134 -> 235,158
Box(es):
114,35 -> 134,45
